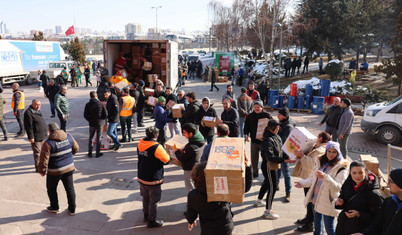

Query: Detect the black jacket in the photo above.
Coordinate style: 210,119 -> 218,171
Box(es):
186,189 -> 234,235
278,118 -> 296,143
262,130 -> 285,164
175,132 -> 205,171
136,87 -> 146,110
106,94 -> 119,123
221,107 -> 240,137
96,82 -> 109,102
244,111 -> 272,144
335,173 -> 383,235
166,93 -> 178,105
196,105 -> 217,138
321,105 -> 343,128
364,195 -> 402,235
23,105 -> 48,142
45,84 -> 59,101
182,100 -> 200,125
40,73 -> 49,87
84,98 -> 107,127
55,75 -> 65,85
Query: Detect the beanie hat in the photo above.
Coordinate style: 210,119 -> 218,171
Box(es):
158,96 -> 166,103
278,108 -> 290,118
325,141 -> 343,159
254,100 -> 263,108
342,98 -> 351,107
268,119 -> 281,128
390,168 -> 402,189
138,80 -> 145,87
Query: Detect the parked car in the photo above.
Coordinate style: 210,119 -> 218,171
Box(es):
361,96 -> 402,145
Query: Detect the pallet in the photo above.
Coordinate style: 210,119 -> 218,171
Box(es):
263,106 -> 312,113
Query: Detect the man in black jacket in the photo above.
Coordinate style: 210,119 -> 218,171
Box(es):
277,108 -> 295,202
84,91 -> 107,158
319,97 -> 342,141
45,79 -> 59,118
244,100 -> 272,178
105,90 -> 122,151
40,70 -> 50,90
136,80 -> 146,127
182,91 -> 200,125
218,98 -> 240,137
24,99 -> 47,172
137,126 -> 170,228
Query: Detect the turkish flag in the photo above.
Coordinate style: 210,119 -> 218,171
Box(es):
65,25 -> 75,36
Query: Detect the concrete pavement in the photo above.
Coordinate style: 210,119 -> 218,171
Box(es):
0,77 -> 400,235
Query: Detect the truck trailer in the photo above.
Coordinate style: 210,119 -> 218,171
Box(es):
103,40 -> 178,89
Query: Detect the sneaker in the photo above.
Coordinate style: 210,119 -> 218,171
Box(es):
46,206 -> 59,213
95,153 -> 103,158
50,115 -> 55,118
262,210 -> 279,220
296,222 -> 313,232
147,220 -> 163,228
253,200 -> 266,207
120,139 -> 127,143
138,124 -> 145,127
3,137 -> 7,141
108,145 -> 115,150
68,210 -> 75,216
296,217 -> 309,224
87,153 -> 92,158
284,193 -> 291,203
114,144 -> 123,151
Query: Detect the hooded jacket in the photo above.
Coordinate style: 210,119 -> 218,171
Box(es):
175,131 -> 205,170
38,130 -> 79,175
182,99 -> 200,125
137,137 -> 170,185
244,111 -> 272,144
292,143 -> 327,180
335,172 -> 383,235
196,98 -> 217,138
154,103 -> 173,130
221,107 -> 240,137
96,81 -> 109,102
84,98 -> 108,127
23,105 -> 48,142
106,93 -> 119,123
262,129 -> 285,170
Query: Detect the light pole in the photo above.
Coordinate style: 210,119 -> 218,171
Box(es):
274,22 -> 282,90
151,6 -> 162,39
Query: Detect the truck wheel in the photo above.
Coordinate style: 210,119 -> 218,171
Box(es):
25,75 -> 35,85
376,126 -> 402,145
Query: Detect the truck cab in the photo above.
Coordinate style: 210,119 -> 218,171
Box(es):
361,96 -> 402,145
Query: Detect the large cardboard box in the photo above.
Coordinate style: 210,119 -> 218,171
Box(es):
282,127 -> 317,160
142,62 -> 152,71
202,116 -> 217,127
256,118 -> 269,140
360,154 -> 380,176
152,43 -> 159,48
132,58 -> 141,69
205,138 -> 245,203
165,135 -> 188,167
144,88 -> 154,96
172,104 -> 184,118
161,57 -> 167,64
166,100 -> 176,110
147,96 -> 158,106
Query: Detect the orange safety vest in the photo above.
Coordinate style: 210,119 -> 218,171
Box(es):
11,91 -> 25,110
120,95 -> 135,117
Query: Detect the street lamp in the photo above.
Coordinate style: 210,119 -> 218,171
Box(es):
151,6 -> 162,39
274,22 -> 282,90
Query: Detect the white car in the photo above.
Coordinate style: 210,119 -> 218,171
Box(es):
361,96 -> 402,145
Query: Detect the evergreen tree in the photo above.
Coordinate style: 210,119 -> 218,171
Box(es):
32,31 -> 44,41
68,37 -> 86,64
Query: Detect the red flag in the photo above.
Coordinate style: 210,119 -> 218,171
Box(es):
65,25 -> 75,36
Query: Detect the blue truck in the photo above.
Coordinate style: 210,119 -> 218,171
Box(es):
0,40 -> 65,85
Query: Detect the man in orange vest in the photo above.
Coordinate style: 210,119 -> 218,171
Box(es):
119,88 -> 135,142
11,83 -> 25,137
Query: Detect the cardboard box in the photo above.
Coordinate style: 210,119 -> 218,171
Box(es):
282,127 -> 317,160
172,104 -> 184,118
147,74 -> 157,83
165,135 -> 188,167
142,62 -> 152,71
360,154 -> 380,176
160,43 -> 167,49
152,43 -> 159,48
144,88 -> 154,97
161,57 -> 167,64
202,116 -> 217,127
147,96 -> 158,106
166,100 -> 176,110
205,137 -> 245,203
255,118 -> 269,140
161,70 -> 167,76
132,58 -> 141,69
153,49 -> 161,55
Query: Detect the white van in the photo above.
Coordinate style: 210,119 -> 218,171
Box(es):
361,96 -> 402,145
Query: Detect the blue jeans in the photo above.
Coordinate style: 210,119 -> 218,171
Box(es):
277,162 -> 292,193
107,122 -> 120,145
239,117 -> 246,137
313,207 -> 335,235
49,99 -> 55,116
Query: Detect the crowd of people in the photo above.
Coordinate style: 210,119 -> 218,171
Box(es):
0,68 -> 400,235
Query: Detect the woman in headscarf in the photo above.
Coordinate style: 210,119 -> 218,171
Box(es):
196,97 -> 217,144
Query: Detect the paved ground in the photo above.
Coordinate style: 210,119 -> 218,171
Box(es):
0,77 -> 401,235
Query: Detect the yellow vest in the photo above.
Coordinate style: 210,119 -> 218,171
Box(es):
120,95 -> 135,117
11,91 -> 25,110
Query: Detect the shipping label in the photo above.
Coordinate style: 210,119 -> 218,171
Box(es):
214,176 -> 229,194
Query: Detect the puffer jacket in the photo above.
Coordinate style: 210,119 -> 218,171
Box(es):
292,143 -> 327,180
299,158 -> 350,217
55,92 -> 70,115
84,98 -> 107,127
261,129 -> 285,170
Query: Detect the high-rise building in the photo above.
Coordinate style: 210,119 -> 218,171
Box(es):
0,21 -> 6,34
55,26 -> 62,34
45,29 -> 55,35
125,23 -> 142,35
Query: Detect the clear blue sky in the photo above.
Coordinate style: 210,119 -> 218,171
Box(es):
0,0 -> 234,33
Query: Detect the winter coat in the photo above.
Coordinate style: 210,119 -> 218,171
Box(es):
244,111 -> 273,144
221,107 -> 240,137
106,93 -> 119,123
175,131 -> 205,171
84,98 -> 107,127
196,103 -> 217,138
96,81 -> 109,102
321,105 -> 343,128
262,130 -> 285,170
211,69 -> 216,83
84,67 -> 90,78
299,158 -> 350,217
363,195 -> 402,235
23,105 -> 48,142
278,118 -> 296,159
183,100 -> 200,125
292,143 -> 327,180
45,84 -> 59,101
154,103 -> 173,130
40,73 -> 49,87
0,95 -> 5,120
54,92 -> 70,116
55,74 -> 65,85
186,189 -> 234,235
246,89 -> 260,101
136,87 -> 146,109
335,173 -> 383,235
237,93 -> 254,118
337,107 -> 354,136
222,91 -> 237,109
166,93 -> 178,105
